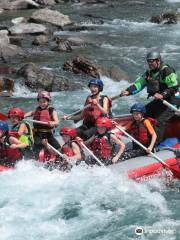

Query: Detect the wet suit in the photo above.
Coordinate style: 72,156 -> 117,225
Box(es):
126,64 -> 179,144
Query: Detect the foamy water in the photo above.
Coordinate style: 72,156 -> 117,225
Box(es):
0,160 -> 179,240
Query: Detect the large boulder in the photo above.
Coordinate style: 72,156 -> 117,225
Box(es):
17,63 -> 83,91
9,23 -> 47,35
0,0 -> 39,10
0,30 -> 25,63
30,9 -> 73,27
63,56 -> 100,78
63,56 -> 129,81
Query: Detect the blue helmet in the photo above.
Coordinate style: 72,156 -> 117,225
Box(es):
130,103 -> 146,114
88,79 -> 104,92
0,121 -> 9,131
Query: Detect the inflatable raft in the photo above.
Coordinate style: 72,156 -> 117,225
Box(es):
110,114 -> 180,182
0,115 -> 180,182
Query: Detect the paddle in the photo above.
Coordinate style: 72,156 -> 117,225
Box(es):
63,93 -> 124,120
112,121 -> 180,179
110,93 -> 123,101
76,137 -> 104,166
0,112 -> 8,121
64,104 -> 91,119
46,143 -> 68,161
27,119 -> 50,125
162,100 -> 180,114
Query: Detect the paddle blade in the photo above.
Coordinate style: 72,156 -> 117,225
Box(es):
0,112 -> 8,121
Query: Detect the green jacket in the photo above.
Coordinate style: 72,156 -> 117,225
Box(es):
126,64 -> 179,100
12,121 -> 34,147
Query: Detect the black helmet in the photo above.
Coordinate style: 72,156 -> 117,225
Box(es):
146,51 -> 161,61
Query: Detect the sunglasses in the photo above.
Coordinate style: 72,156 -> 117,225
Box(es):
147,59 -> 157,63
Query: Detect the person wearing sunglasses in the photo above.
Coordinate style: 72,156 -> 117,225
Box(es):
120,51 -> 179,145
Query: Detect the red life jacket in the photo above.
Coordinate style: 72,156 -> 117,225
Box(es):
83,95 -> 112,127
38,148 -> 56,162
62,143 -> 75,157
0,135 -> 22,165
128,118 -> 157,146
33,107 -> 54,130
90,132 -> 113,160
61,141 -> 85,160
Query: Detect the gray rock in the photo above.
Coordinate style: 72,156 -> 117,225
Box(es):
0,0 -> 39,10
63,56 -> 101,78
17,63 -> 83,91
34,0 -> 56,5
30,8 -> 73,27
9,23 -> 47,35
11,17 -> 27,25
32,34 -> 48,45
0,30 -> 9,45
0,44 -> 25,63
0,30 -> 25,62
63,56 -> 129,81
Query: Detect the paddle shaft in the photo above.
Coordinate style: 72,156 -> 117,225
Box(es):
65,93 -> 123,119
110,93 -> 122,101
114,123 -> 172,169
162,100 -> 180,114
27,119 -> 50,125
47,143 -> 68,160
65,104 -> 91,118
110,94 -> 180,114
79,141 -> 104,166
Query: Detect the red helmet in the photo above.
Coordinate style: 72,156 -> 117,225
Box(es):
60,127 -> 77,138
96,117 -> 112,129
37,91 -> 51,101
8,107 -> 24,120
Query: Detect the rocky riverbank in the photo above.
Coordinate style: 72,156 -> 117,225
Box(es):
0,0 -> 179,95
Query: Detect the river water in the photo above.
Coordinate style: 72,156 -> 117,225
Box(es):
0,0 -> 180,239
